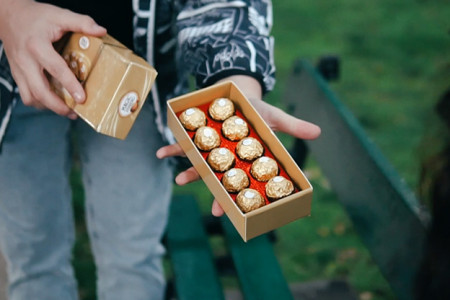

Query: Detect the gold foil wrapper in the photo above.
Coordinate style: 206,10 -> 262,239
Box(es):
179,107 -> 206,131
207,147 -> 235,172
222,116 -> 249,141
236,137 -> 264,161
222,168 -> 249,193
208,97 -> 235,121
64,51 -> 92,82
265,176 -> 294,200
251,156 -> 278,182
194,126 -> 221,151
236,188 -> 265,213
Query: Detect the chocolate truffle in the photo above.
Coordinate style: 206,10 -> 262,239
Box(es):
236,188 -> 265,213
222,116 -> 249,141
222,168 -> 249,193
207,147 -> 235,172
265,176 -> 294,200
194,126 -> 220,151
250,156 -> 278,182
208,98 -> 235,121
65,51 -> 91,82
179,107 -> 206,131
236,137 -> 264,161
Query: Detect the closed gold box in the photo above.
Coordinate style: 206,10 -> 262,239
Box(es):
52,33 -> 157,139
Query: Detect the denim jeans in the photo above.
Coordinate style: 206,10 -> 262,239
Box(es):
0,99 -> 174,300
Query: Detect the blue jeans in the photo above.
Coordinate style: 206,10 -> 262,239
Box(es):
0,100 -> 173,300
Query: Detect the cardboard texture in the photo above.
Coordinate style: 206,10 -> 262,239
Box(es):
167,81 -> 313,241
51,33 -> 157,140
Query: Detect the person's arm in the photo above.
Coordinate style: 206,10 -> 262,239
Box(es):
0,0 -> 106,118
157,1 -> 321,217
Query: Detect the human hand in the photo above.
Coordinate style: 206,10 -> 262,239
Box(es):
0,0 -> 106,119
156,75 -> 321,217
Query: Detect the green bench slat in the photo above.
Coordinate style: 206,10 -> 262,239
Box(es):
221,216 -> 294,300
283,59 -> 429,300
166,195 -> 225,300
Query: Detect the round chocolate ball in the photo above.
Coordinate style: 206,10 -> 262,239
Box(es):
179,107 -> 206,131
236,188 -> 265,213
236,137 -> 264,161
222,116 -> 249,141
222,168 -> 249,193
265,176 -> 294,200
194,126 -> 220,151
208,98 -> 235,121
250,156 -> 278,182
207,147 -> 235,172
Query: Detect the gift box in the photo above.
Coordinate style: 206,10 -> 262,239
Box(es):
167,81 -> 313,241
51,33 -> 157,139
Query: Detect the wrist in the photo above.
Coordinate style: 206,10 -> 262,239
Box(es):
217,75 -> 263,101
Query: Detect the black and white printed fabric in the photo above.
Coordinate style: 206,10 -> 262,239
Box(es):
0,0 -> 275,152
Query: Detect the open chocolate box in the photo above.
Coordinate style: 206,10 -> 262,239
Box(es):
167,81 -> 313,241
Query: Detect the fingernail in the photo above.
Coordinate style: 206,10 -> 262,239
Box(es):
73,92 -> 84,103
95,24 -> 107,32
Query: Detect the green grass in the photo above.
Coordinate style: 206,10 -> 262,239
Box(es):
70,1 -> 450,299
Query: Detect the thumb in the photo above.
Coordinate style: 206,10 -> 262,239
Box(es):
269,106 -> 321,140
58,11 -> 107,37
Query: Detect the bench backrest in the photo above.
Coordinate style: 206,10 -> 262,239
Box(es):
283,59 -> 429,300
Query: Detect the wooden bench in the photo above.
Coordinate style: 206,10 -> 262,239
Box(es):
165,194 -> 294,300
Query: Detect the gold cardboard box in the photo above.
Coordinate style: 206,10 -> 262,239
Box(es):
51,33 -> 157,140
167,81 -> 313,241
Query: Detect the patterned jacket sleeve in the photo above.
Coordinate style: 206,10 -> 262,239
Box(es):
176,0 -> 275,94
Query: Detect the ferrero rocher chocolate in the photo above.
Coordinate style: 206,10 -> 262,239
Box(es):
207,147 -> 235,172
194,126 -> 220,151
265,176 -> 294,200
222,168 -> 249,193
179,107 -> 206,131
222,116 -> 249,141
208,98 -> 235,121
236,137 -> 264,161
236,188 -> 265,213
250,156 -> 278,182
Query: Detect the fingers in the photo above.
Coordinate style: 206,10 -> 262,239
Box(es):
31,41 -> 85,103
211,200 -> 225,217
13,51 -> 76,118
156,144 -> 185,159
271,106 -> 321,140
174,166 -> 201,185
57,10 -> 106,37
254,100 -> 321,140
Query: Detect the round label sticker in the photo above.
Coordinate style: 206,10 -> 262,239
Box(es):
227,169 -> 237,177
79,36 -> 90,50
203,128 -> 213,137
244,191 -> 255,199
242,138 -> 253,146
185,108 -> 195,116
234,118 -> 244,125
273,176 -> 284,183
260,157 -> 269,163
218,99 -> 227,106
119,91 -> 139,117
